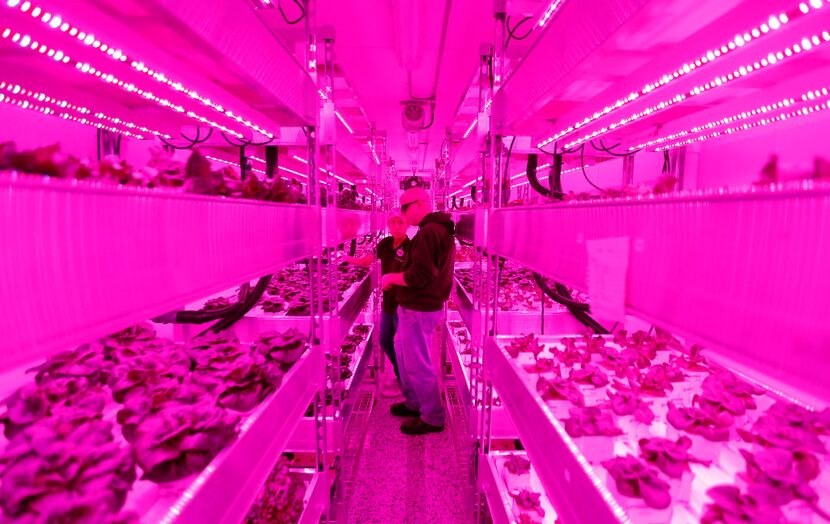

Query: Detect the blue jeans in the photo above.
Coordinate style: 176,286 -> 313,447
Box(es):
379,311 -> 400,381
394,306 -> 445,426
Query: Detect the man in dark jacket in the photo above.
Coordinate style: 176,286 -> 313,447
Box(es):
381,187 -> 456,435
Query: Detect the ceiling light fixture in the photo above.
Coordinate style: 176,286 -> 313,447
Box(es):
0,92 -> 145,138
3,0 -> 275,138
559,31 -> 830,149
538,0 -> 566,27
334,110 -> 354,134
539,2 -> 817,148
0,81 -> 170,138
656,99 -> 830,151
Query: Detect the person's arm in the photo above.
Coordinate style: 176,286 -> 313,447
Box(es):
381,272 -> 407,290
343,254 -> 375,266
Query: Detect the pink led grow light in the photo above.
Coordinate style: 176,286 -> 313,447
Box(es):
3,0 -> 276,139
538,0 -> 826,149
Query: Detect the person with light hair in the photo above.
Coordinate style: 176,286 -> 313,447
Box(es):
382,187 -> 456,435
343,214 -> 411,397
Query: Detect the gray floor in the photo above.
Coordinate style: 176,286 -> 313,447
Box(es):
346,376 -> 468,524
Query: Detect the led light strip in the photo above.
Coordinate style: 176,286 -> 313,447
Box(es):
539,1 -> 826,148
448,177 -> 482,197
561,31 -> 830,150
334,110 -> 354,134
656,100 -> 830,151
0,26 -> 246,139
630,97 -> 798,150
0,81 -> 86,113
205,154 -> 315,181
4,0 -> 275,139
1,26 -> 71,62
539,0 -> 566,27
368,139 -> 381,165
73,61 -> 245,138
509,162 -> 553,181
635,84 -> 829,150
0,92 -> 146,138
0,81 -> 171,138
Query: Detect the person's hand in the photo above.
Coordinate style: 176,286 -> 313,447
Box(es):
341,255 -> 356,264
381,273 -> 395,291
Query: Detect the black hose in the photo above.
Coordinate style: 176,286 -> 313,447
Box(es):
169,283 -> 253,324
532,273 -> 589,311
525,154 -> 552,197
532,273 -> 609,334
554,282 -> 609,334
201,275 -> 273,335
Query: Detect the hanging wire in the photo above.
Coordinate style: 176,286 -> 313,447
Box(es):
505,15 -> 534,49
579,144 -> 606,193
590,138 -> 641,157
278,0 -> 305,24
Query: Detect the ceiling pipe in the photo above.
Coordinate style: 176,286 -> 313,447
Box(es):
405,0 -> 453,101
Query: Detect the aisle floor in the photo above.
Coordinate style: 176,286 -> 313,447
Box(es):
347,376 -> 467,524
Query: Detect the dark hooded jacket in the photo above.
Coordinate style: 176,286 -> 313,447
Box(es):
397,212 -> 456,312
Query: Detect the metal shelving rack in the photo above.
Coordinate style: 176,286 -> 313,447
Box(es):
0,1 -> 386,522
457,0 -> 830,522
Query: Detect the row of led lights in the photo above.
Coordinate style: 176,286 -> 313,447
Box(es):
1,27 -> 70,62
634,82 -> 830,151
0,26 -> 245,139
538,0 -> 567,27
539,0 -> 825,148
72,61 -> 246,139
0,81 -> 86,113
206,154 -> 364,190
629,98 -> 797,150
656,100 -> 830,151
0,92 -> 146,139
562,31 -> 830,150
5,0 -> 276,139
0,81 -> 170,139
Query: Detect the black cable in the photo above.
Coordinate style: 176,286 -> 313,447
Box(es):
558,141 -> 584,155
505,15 -> 533,49
203,275 -> 273,335
554,282 -> 609,334
590,139 -> 641,158
278,0 -> 305,24
502,136 -> 515,206
163,282 -> 254,325
532,273 -> 590,311
580,144 -> 606,193
537,143 -> 557,156
159,128 -> 213,150
525,154 -> 552,197
533,274 -> 608,334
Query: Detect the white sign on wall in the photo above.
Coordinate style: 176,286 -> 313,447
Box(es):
586,237 -> 630,323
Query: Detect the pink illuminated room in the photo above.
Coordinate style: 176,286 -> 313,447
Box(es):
2,0 -> 830,522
